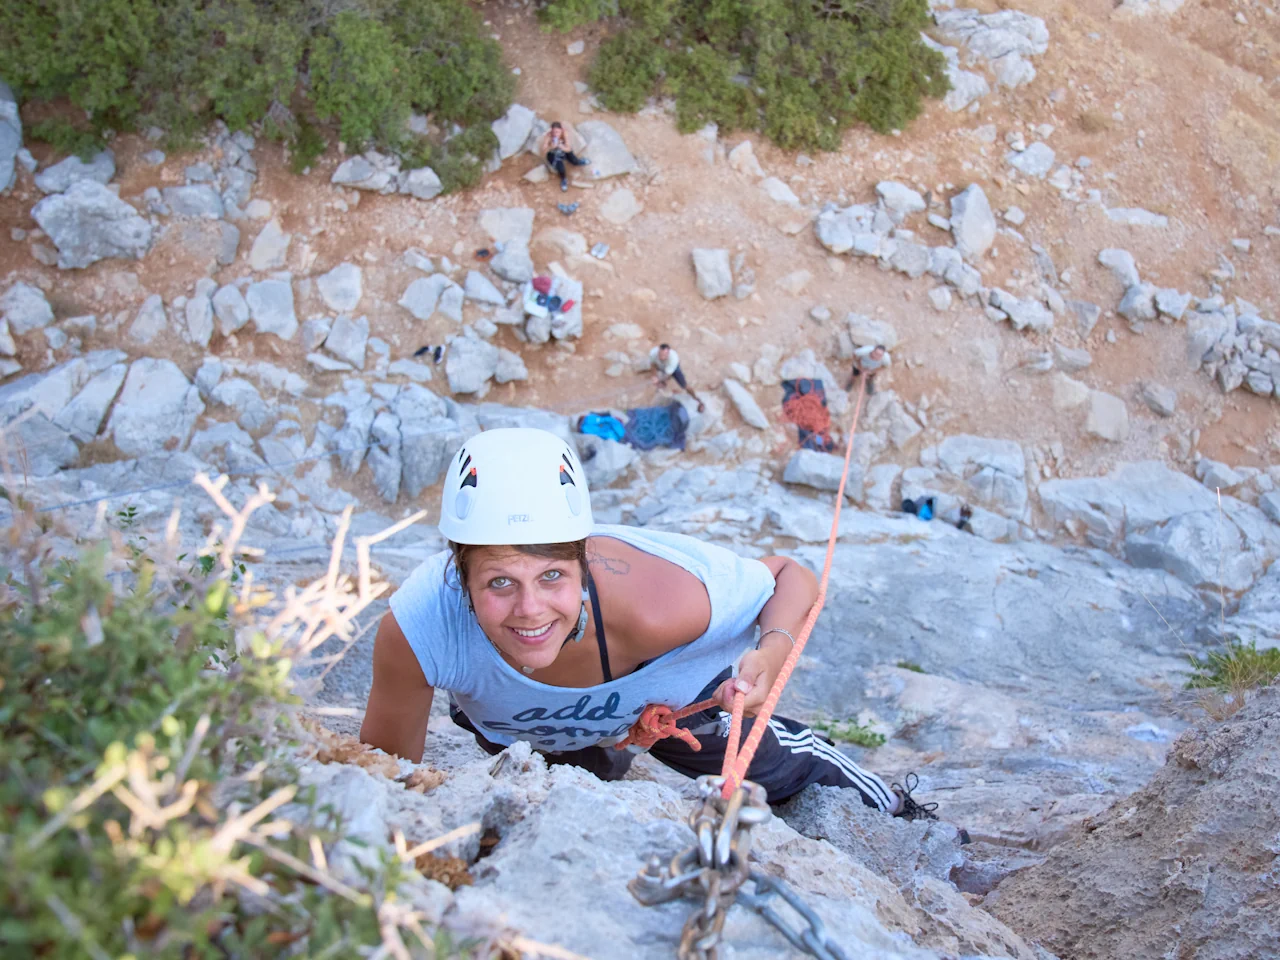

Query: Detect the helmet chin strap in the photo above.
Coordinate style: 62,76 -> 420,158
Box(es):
520,590 -> 589,675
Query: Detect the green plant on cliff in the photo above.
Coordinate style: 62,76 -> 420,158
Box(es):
545,0 -> 949,149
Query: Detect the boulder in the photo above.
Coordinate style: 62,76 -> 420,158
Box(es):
107,358 -> 204,456
463,271 -> 505,306
34,149 -> 115,194
580,436 -> 636,488
846,314 -> 899,350
213,285 -> 250,336
492,104 -> 537,160
1068,299 -> 1102,338
324,315 -> 369,369
1118,284 -> 1157,326
692,248 -> 733,300
875,181 -> 926,222
949,185 -> 996,262
783,449 -> 861,501
184,278 -> 217,346
1141,382 -> 1177,417
722,378 -> 768,430
493,347 -> 528,384
989,290 -> 1053,333
248,219 -> 292,271
31,181 -> 153,269
1006,142 -> 1055,178
245,278 -> 298,340
331,152 -> 398,193
399,275 -> 451,321
760,176 -> 799,206
576,121 -> 636,178
399,167 -> 442,200
1,282 -> 54,335
1106,207 -> 1168,228
162,184 -> 225,219
129,294 -> 167,344
317,263 -> 363,313
1098,248 -> 1141,289
445,337 -> 499,394
1085,390 -> 1129,442
490,243 -> 534,284
9,414 -> 79,476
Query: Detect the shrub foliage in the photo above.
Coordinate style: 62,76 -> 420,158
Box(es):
0,0 -> 514,190
0,495 -> 451,957
561,0 -> 949,148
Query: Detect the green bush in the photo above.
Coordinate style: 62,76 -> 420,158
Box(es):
0,0 -> 513,183
553,0 -> 949,149
538,0 -> 618,32
1186,640 -> 1280,692
401,124 -> 499,195
0,499 -> 442,958
809,716 -> 887,749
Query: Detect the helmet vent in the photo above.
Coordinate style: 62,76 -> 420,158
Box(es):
458,452 -> 472,476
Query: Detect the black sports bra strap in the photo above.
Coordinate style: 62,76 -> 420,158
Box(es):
585,573 -> 612,683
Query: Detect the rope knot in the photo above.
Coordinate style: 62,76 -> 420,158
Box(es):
614,703 -> 705,752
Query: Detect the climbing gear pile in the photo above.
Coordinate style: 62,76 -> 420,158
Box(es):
619,378 -> 871,959
891,773 -> 940,822
781,378 -> 834,452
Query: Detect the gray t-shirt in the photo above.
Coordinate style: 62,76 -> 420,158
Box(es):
389,524 -> 776,753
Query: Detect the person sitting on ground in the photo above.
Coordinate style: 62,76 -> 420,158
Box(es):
901,496 -> 936,522
539,121 -> 590,193
847,344 -> 891,395
648,342 -> 705,413
360,428 -> 936,819
956,504 -> 974,533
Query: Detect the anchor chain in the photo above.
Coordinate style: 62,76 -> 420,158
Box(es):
628,775 -> 850,960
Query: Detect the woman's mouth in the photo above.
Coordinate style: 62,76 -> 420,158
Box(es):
508,622 -> 557,645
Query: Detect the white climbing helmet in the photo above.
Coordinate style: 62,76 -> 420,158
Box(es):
438,427 -> 593,545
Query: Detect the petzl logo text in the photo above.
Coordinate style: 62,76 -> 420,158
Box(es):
507,514 -> 531,524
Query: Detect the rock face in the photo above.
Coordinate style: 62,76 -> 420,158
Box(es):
317,263 -> 363,313
245,278 -> 298,340
107,359 -> 204,456
1,282 -> 54,335
692,248 -> 733,299
987,688 -> 1280,960
249,219 -> 292,271
31,181 -> 153,269
492,103 -> 536,160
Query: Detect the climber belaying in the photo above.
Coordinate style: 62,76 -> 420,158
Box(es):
360,427 -> 935,818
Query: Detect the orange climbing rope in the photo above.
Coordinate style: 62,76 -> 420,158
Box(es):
781,387 -> 833,450
615,376 -> 870,800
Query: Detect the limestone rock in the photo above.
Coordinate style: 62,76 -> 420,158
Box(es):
722,378 -> 768,430
399,167 -> 442,201
1141,382 -> 1177,417
34,149 -> 115,194
1085,390 -> 1129,442
576,121 -> 636,179
31,181 -> 153,269
108,358 -> 204,456
1,282 -> 54,335
445,337 -> 499,394
692,248 -> 733,300
399,275 -> 450,321
317,263 -> 363,313
331,152 -> 398,193
760,176 -> 799,206
783,449 -> 861,501
1006,142 -> 1055,178
184,278 -> 217,346
213,285 -> 250,336
490,243 -> 534,284
492,104 -> 536,160
949,185 -> 996,262
324,315 -> 369,369
245,278 -> 298,340
728,140 -> 765,178
846,314 -> 899,350
0,82 -> 19,193
463,271 -> 505,306
210,378 -> 271,431
52,362 -> 127,443
129,294 -> 167,344
162,184 -> 225,219
249,219 -> 292,272
876,181 -> 926,221
478,207 -> 535,247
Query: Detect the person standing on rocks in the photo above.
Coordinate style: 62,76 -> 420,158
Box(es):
847,344 -> 890,395
360,428 -> 935,819
539,121 -> 590,193
648,342 -> 705,413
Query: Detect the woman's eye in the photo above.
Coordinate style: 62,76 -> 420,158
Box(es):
542,570 -> 562,581
489,577 -> 512,589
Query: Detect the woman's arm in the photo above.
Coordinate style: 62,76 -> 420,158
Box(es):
714,556 -> 818,714
360,612 -> 434,762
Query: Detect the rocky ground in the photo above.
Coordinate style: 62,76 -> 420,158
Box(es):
3,0 -> 1279,957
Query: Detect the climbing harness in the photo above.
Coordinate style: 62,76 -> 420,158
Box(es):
617,377 -> 870,960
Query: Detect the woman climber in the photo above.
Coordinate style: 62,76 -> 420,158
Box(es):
360,427 -> 935,818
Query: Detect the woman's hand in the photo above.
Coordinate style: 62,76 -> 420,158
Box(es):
714,648 -> 782,716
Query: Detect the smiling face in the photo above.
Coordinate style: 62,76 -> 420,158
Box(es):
462,545 -> 586,672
